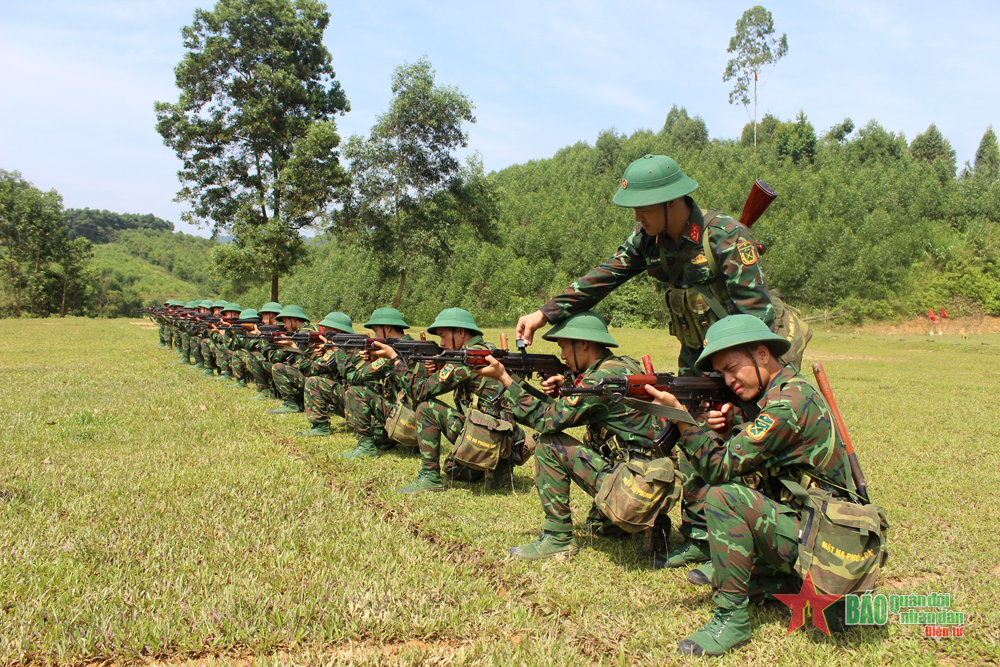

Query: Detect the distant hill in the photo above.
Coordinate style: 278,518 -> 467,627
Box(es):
65,208 -> 173,244
90,245 -> 208,316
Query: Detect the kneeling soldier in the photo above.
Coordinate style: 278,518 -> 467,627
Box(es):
299,311 -> 357,437
647,315 -> 853,657
268,304 -> 317,414
476,311 -> 668,559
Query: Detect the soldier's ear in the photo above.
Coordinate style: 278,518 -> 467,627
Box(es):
755,344 -> 770,365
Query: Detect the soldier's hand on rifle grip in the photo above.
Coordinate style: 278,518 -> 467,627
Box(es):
515,310 -> 548,346
541,374 -> 565,397
370,341 -> 397,360
473,355 -> 513,388
359,349 -> 372,362
704,402 -> 734,434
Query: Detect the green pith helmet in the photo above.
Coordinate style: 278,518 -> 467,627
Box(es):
276,304 -> 309,322
198,299 -> 215,309
222,303 -> 242,315
239,308 -> 260,320
318,311 -> 354,334
364,307 -> 410,330
612,155 -> 699,208
259,302 -> 283,314
212,299 -> 229,309
168,300 -> 181,306
542,310 -> 618,347
694,315 -> 791,372
184,300 -> 199,309
427,307 -> 483,336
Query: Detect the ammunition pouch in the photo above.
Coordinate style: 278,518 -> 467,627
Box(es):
594,456 -> 683,533
385,401 -> 418,447
666,287 -> 722,349
452,409 -> 514,471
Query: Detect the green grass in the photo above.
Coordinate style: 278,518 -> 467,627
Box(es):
0,318 -> 997,665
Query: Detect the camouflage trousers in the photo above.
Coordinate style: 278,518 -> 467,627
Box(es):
414,399 -> 465,472
706,482 -> 802,607
344,385 -> 393,448
303,376 -> 347,427
179,332 -> 191,361
200,338 -> 220,371
229,349 -> 251,383
534,432 -> 613,533
189,335 -> 205,364
247,351 -> 275,393
677,451 -> 710,541
158,324 -> 168,345
272,363 -> 306,406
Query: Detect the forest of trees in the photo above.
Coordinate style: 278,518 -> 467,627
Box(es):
233,108 -> 1000,327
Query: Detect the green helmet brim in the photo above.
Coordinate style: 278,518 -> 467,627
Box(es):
541,310 -> 618,347
364,307 -> 410,330
612,154 -> 698,208
427,308 -> 483,336
694,316 -> 791,372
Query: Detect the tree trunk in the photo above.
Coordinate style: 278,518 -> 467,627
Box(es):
271,273 -> 279,302
391,270 -> 407,309
753,73 -> 758,149
60,270 -> 68,317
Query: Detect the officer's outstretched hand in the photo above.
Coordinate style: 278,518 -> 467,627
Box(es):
473,355 -> 513,388
515,310 -> 548,346
370,340 -> 397,360
540,374 -> 565,397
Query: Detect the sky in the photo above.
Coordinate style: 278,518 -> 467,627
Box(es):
2,0 -> 999,237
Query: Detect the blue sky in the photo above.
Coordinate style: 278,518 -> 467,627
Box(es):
2,0 -> 998,236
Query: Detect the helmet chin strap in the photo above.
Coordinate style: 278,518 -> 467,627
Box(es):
570,340 -> 581,373
746,344 -> 764,394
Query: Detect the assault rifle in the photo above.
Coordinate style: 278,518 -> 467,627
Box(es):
558,373 -> 731,405
315,335 -> 443,363
739,178 -> 777,257
410,345 -> 568,380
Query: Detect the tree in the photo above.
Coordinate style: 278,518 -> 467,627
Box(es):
332,57 -> 477,308
822,118 -> 855,147
910,124 -> 957,180
55,237 -> 94,317
155,0 -> 350,301
723,6 -> 788,148
661,105 -> 709,149
973,126 -> 1000,181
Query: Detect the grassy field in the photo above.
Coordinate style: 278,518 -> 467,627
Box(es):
1,317 -> 997,666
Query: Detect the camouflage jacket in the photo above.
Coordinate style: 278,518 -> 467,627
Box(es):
678,365 -> 852,501
331,335 -> 430,402
265,323 -> 318,371
390,335 -> 504,417
506,352 -> 664,454
539,203 -> 776,330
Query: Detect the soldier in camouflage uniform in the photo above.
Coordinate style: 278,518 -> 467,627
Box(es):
209,303 -> 242,380
186,299 -> 215,369
476,311 -> 669,559
224,307 -> 260,389
245,302 -> 283,399
328,307 -> 428,455
373,308 -> 513,494
516,154 -> 812,569
298,311 -> 358,437
198,299 -> 230,377
176,300 -> 200,364
646,315 -> 852,657
268,305 -> 319,414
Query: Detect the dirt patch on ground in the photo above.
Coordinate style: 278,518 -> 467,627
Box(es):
857,315 -> 1000,336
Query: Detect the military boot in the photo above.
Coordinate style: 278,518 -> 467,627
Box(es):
157,343 -> 166,348
201,367 -> 216,376
687,562 -> 714,586
509,530 -> 579,560
251,390 -> 274,401
677,596 -> 751,657
340,439 -> 378,458
214,372 -> 232,381
268,401 -> 301,414
654,538 -> 710,569
397,469 -> 444,494
297,424 -> 332,437
191,363 -> 205,370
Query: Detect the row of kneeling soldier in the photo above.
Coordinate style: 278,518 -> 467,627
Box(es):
143,153 -> 888,658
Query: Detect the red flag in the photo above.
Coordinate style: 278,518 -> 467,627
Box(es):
928,308 -> 935,320
940,307 -> 948,319
755,71 -> 758,81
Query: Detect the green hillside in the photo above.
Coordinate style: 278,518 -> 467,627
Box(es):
90,245 -> 209,315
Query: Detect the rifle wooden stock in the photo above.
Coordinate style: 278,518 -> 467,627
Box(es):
739,179 -> 777,228
812,363 -> 870,503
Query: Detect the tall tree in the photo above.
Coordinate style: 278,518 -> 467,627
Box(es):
974,126 -> 1000,181
55,237 -> 94,317
910,123 -> 957,179
155,0 -> 350,301
661,105 -> 709,149
332,57 -> 476,308
723,6 -> 788,148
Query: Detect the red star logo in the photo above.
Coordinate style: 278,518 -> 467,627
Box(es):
774,571 -> 842,636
